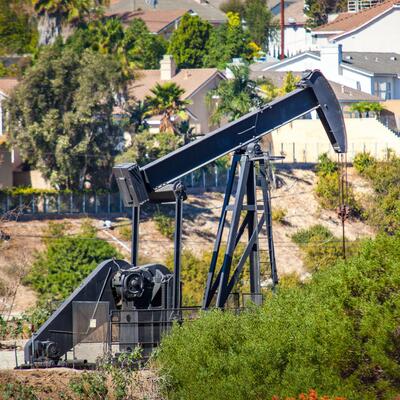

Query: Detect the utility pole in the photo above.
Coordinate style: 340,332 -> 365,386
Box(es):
280,0 -> 285,60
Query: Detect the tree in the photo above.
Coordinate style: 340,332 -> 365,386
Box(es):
305,0 -> 347,28
33,0 -> 109,45
350,101 -> 384,118
244,0 -> 277,50
207,65 -> 266,124
204,12 -> 256,68
66,17 -> 167,74
168,13 -> 213,68
6,45 -> 124,190
0,0 -> 38,55
219,0 -> 245,15
146,82 -> 191,133
124,100 -> 150,134
26,221 -> 120,302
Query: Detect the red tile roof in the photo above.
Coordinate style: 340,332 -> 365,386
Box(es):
106,9 -> 187,33
314,0 -> 400,33
0,78 -> 19,96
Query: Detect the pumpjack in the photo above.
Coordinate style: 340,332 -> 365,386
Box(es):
23,70 -> 347,367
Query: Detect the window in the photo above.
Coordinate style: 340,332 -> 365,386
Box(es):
356,81 -> 361,91
374,81 -> 392,100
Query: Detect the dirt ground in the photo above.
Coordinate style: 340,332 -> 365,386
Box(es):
0,367 -> 162,399
0,167 -> 374,315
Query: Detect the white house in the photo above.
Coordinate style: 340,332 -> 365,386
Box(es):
269,0 -> 313,58
257,44 -> 400,99
311,0 -> 400,53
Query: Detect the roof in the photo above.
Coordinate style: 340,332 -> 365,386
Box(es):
0,78 -> 19,96
272,0 -> 307,25
254,49 -> 400,75
341,52 -> 400,74
105,9 -> 187,33
108,0 -> 226,23
249,70 -> 380,102
129,68 -> 222,101
314,0 -> 400,33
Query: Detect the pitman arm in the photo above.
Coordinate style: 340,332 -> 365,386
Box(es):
114,70 -> 347,207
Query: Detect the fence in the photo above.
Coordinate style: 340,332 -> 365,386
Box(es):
0,166 -> 230,215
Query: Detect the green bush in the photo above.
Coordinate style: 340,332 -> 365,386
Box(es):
316,153 -> 338,177
154,210 -> 175,240
272,207 -> 287,224
0,382 -> 39,400
157,233 -> 400,400
25,222 -> 120,302
353,152 -> 375,174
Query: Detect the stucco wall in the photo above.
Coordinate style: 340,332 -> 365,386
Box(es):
0,145 -> 13,188
336,8 -> 400,53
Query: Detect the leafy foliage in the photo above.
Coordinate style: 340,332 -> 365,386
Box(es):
350,101 -> 385,118
315,154 -> 360,216
6,44 -> 124,190
157,233 -> 400,399
244,0 -> 277,49
271,207 -> 287,224
305,0 -> 347,28
115,131 -> 183,167
154,209 -> 175,240
355,152 -> 400,234
0,0 -> 38,55
204,12 -> 256,68
168,13 -> 213,68
207,65 -> 267,124
146,82 -> 191,133
25,221 -> 120,302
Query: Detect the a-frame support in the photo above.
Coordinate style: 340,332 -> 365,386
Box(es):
203,143 -> 278,309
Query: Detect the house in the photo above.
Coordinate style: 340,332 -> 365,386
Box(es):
249,69 -> 381,117
129,55 -> 225,135
311,0 -> 400,53
268,0 -> 313,58
105,9 -> 188,38
108,0 -> 227,26
256,44 -> 400,99
0,79 -> 18,188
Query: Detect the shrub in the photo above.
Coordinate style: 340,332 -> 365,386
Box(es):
25,222 -> 120,302
353,152 -> 375,174
157,233 -> 400,400
316,153 -> 338,177
154,210 -> 175,240
0,382 -> 39,400
272,207 -> 287,224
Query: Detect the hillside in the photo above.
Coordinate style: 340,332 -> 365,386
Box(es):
0,167 -> 374,315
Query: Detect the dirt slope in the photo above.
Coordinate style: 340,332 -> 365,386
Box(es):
0,167 -> 374,314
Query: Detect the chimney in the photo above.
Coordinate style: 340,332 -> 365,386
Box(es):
160,55 -> 176,81
320,43 -> 342,79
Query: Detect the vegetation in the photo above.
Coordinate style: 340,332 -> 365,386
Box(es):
25,221 -> 120,302
157,233 -> 400,399
146,82 -> 191,133
350,102 -> 385,118
207,65 -> 266,124
305,0 -> 347,28
6,44 -> 124,190
0,0 -> 38,55
314,154 -> 360,216
154,209 -> 175,240
168,13 -> 213,68
354,151 -> 400,234
291,225 -> 357,272
166,246 -> 252,306
271,207 -> 287,224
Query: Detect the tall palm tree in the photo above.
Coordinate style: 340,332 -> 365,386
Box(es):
126,100 -> 150,134
206,65 -> 266,125
33,0 -> 109,45
146,82 -> 191,133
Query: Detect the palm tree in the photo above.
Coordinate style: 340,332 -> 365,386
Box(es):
176,119 -> 195,144
126,100 -> 150,134
146,82 -> 191,133
206,65 -> 266,125
33,0 -> 109,45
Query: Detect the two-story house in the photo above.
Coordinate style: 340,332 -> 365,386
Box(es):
255,44 -> 400,99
